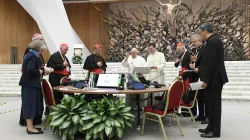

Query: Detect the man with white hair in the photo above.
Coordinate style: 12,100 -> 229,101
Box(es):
190,34 -> 209,124
122,48 -> 146,74
47,43 -> 71,102
122,48 -> 146,108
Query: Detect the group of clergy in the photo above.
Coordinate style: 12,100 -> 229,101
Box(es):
20,23 -> 228,138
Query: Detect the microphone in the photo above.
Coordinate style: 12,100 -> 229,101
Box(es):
148,73 -> 165,83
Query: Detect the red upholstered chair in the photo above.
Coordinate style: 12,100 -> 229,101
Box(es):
180,90 -> 199,127
141,76 -> 184,140
41,78 -> 57,130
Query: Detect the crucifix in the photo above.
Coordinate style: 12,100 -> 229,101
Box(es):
156,0 -> 182,36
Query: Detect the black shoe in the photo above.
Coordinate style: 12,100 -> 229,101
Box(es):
201,132 -> 220,138
35,127 -> 42,131
199,129 -> 209,133
201,118 -> 209,124
195,116 -> 205,121
26,128 -> 43,134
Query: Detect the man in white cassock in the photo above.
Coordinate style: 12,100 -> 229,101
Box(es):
146,43 -> 166,105
122,48 -> 147,108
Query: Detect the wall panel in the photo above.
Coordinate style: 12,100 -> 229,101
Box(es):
0,1 -> 109,64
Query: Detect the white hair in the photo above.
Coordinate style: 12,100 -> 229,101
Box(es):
131,48 -> 138,53
191,34 -> 202,41
28,40 -> 47,52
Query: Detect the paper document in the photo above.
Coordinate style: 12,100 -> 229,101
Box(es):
189,82 -> 204,90
184,70 -> 195,73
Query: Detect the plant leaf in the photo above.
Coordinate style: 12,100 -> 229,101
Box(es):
125,121 -> 133,127
120,106 -> 132,113
79,120 -> 84,126
122,113 -> 135,118
82,121 -> 95,131
72,114 -> 80,125
72,102 -> 83,110
51,106 -> 64,112
70,98 -> 76,109
85,132 -> 91,140
102,115 -> 107,121
114,120 -> 121,127
93,125 -> 99,135
116,127 -> 124,138
93,117 -> 102,124
117,118 -> 125,128
51,115 -> 67,127
105,126 -> 112,136
52,113 -> 63,121
49,111 -> 60,116
58,104 -> 68,110
99,131 -> 104,140
98,123 -> 105,132
105,119 -> 111,127
81,115 -> 92,121
91,114 -> 99,119
62,133 -> 67,140
60,121 -> 71,129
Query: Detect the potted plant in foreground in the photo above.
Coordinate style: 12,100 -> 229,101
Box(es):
49,95 -> 135,140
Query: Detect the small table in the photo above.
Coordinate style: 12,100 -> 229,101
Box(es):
54,86 -> 169,129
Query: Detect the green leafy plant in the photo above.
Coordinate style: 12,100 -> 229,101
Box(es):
72,55 -> 83,64
80,97 -> 135,140
49,94 -> 88,140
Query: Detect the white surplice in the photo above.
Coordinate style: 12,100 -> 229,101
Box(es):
122,55 -> 147,108
146,51 -> 166,105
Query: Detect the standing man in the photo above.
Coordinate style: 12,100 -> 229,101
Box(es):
190,34 -> 209,124
195,23 -> 228,138
122,48 -> 146,108
83,44 -> 107,75
47,43 -> 71,102
146,43 -> 166,103
174,42 -> 197,117
83,44 -> 107,100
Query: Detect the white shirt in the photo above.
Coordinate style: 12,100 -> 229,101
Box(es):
122,55 -> 146,73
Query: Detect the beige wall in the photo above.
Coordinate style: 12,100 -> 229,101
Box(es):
0,1 -> 109,64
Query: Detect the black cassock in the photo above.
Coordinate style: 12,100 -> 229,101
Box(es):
83,53 -> 108,100
83,53 -> 107,73
199,34 -> 228,135
47,51 -> 71,102
174,51 -> 197,116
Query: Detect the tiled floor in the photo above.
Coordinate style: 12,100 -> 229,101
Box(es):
0,97 -> 250,140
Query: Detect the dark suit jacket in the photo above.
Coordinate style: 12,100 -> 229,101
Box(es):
192,45 -> 204,82
19,52 -> 42,88
199,34 -> 228,87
